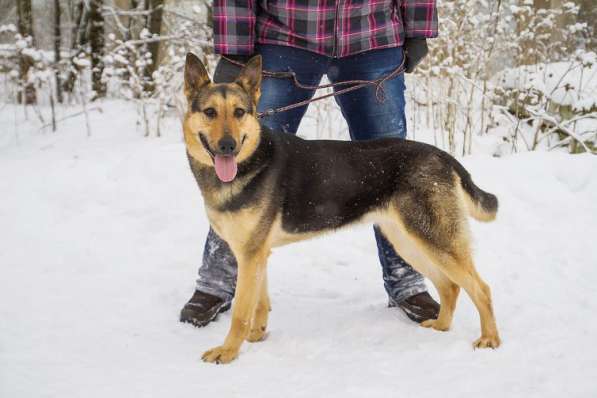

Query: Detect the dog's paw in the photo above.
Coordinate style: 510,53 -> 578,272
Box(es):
473,335 -> 501,349
420,319 -> 450,331
247,326 -> 268,343
201,346 -> 239,364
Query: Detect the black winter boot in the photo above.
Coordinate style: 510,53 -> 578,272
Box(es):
180,290 -> 231,327
390,292 -> 440,323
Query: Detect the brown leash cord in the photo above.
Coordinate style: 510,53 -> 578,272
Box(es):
221,56 -> 406,119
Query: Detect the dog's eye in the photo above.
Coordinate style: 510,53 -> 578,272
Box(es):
203,108 -> 217,118
234,108 -> 246,118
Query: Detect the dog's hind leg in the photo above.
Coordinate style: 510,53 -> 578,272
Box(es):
201,245 -> 271,363
421,273 -> 460,331
378,223 -> 460,332
379,219 -> 499,348
247,272 -> 270,342
434,251 -> 500,349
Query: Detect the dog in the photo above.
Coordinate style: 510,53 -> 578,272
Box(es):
182,52 -> 501,364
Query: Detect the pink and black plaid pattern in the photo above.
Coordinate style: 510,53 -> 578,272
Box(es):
212,0 -> 438,57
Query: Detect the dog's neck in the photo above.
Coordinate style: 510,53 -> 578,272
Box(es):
187,126 -> 274,211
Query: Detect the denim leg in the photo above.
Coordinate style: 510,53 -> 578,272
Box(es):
329,47 -> 427,302
374,226 -> 427,303
195,228 -> 237,302
195,45 -> 326,298
256,44 -> 327,133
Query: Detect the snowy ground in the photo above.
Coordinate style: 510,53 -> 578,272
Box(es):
1,102 -> 597,397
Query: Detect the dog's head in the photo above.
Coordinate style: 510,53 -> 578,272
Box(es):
183,53 -> 262,183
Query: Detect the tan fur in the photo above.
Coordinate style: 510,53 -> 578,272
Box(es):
247,272 -> 270,342
183,89 -> 262,168
183,113 -> 213,166
199,164 -> 265,210
183,54 -> 500,364
201,216 -> 273,364
455,174 -> 497,222
378,209 -> 499,347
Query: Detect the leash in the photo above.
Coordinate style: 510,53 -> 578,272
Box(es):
222,56 -> 406,119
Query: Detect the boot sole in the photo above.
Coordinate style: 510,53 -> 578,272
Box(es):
389,299 -> 435,324
179,302 -> 232,328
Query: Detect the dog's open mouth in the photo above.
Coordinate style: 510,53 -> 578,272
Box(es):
199,133 -> 243,183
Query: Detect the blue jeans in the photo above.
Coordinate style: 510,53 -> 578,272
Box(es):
196,44 -> 426,304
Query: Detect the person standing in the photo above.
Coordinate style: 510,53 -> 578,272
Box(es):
181,0 -> 440,327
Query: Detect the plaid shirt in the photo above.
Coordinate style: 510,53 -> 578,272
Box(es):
212,0 -> 438,58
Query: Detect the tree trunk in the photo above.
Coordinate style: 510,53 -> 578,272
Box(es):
549,0 -> 566,49
63,0 -> 87,95
89,0 -> 106,99
16,0 -> 37,104
112,0 -> 133,39
146,0 -> 163,76
144,0 -> 163,93
54,0 -> 63,103
578,0 -> 597,52
128,0 -> 139,39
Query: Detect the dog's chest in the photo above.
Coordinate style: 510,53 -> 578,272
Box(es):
205,206 -> 266,250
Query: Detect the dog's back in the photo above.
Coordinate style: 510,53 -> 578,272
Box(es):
261,129 -> 497,234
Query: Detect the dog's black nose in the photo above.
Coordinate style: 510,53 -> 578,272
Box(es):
218,136 -> 237,155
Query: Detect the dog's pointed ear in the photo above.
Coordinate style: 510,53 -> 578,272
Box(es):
184,53 -> 210,100
235,55 -> 262,104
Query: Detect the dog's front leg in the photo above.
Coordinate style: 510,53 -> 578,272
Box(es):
247,271 -> 270,342
201,247 -> 268,364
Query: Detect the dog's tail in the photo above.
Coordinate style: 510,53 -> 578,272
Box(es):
449,157 -> 498,222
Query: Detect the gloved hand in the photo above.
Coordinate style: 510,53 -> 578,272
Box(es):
403,38 -> 428,73
213,54 -> 253,83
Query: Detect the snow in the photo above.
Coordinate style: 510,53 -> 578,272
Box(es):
0,24 -> 16,33
1,101 -> 597,397
497,55 -> 597,109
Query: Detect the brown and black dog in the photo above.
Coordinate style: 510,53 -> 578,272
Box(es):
182,53 -> 501,364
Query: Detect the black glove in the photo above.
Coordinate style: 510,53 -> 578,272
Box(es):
403,38 -> 428,73
213,54 -> 253,83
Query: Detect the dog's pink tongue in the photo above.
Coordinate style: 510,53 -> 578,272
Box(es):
214,155 -> 238,182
